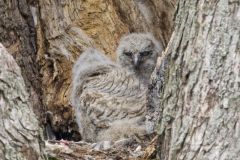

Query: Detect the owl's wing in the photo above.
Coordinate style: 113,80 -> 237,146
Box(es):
79,68 -> 147,129
71,48 -> 147,141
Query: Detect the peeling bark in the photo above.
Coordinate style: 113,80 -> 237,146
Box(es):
153,0 -> 240,159
0,44 -> 44,160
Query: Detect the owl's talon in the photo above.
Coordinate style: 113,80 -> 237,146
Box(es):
113,138 -> 134,148
91,140 -> 112,150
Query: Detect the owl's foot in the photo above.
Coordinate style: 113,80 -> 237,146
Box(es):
91,140 -> 112,150
113,138 -> 134,147
91,138 -> 134,150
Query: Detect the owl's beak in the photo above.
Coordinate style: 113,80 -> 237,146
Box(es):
133,55 -> 140,67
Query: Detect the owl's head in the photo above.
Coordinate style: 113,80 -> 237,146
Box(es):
116,33 -> 163,83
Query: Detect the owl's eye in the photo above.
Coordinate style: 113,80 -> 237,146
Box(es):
140,51 -> 152,56
124,52 -> 132,56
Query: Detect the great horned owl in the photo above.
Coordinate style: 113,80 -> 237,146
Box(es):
116,33 -> 162,84
71,48 -> 147,143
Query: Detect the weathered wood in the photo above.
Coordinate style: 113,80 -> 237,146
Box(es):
0,44 -> 44,160
153,0 -> 240,159
0,0 -> 176,143
34,0 -> 176,140
0,0 -> 44,123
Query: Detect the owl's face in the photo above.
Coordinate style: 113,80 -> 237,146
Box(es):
116,33 -> 162,83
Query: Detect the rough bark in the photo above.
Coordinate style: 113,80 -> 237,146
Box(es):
34,0 -> 176,140
0,0 -> 44,126
0,0 -> 176,145
152,0 -> 240,159
0,44 -> 44,160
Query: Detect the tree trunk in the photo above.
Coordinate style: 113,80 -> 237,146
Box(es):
1,0 -> 239,159
34,0 -> 176,140
0,0 -> 176,141
0,44 -> 44,160
152,0 -> 240,159
0,0 -> 44,121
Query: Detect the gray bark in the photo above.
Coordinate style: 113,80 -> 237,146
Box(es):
152,0 -> 240,159
0,0 -> 44,123
0,44 -> 44,160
